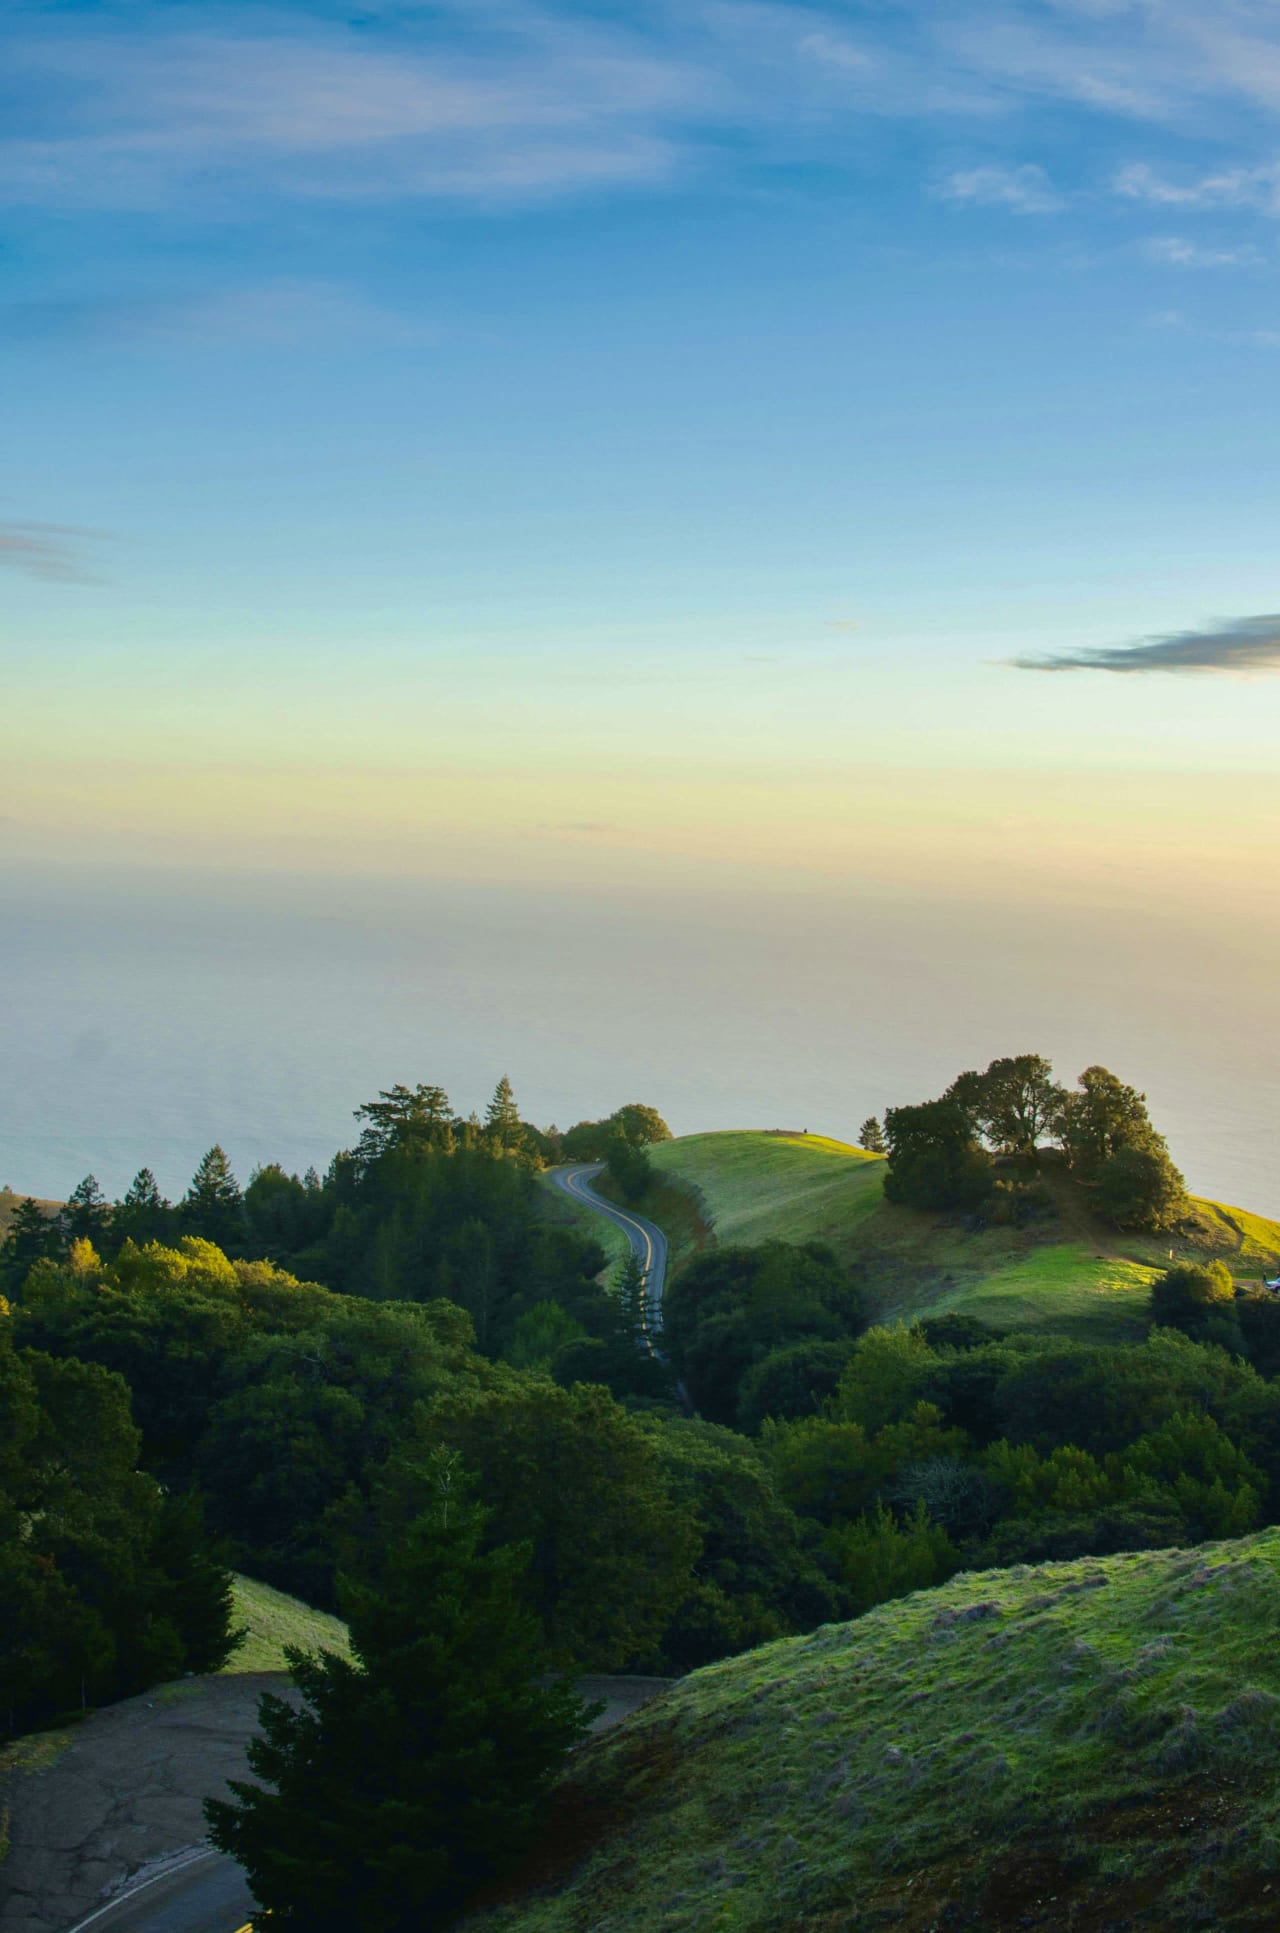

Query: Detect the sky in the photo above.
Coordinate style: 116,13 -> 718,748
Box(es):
4,0 -> 1280,1201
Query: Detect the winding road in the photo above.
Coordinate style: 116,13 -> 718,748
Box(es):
547,1162 -> 670,1352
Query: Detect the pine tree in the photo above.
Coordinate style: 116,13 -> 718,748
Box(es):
0,1198 -> 60,1294
617,1250 -> 650,1352
484,1075 -> 523,1153
858,1117 -> 887,1154
353,1085 -> 454,1167
64,1173 -> 109,1244
206,1465 -> 592,1931
182,1146 -> 246,1252
113,1168 -> 171,1249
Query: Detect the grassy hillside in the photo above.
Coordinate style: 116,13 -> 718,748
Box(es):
647,1132 -> 884,1254
224,1574 -> 351,1673
467,1531 -> 1280,1932
642,1131 -> 1280,1341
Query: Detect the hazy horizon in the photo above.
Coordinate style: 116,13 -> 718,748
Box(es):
3,856 -> 1275,1216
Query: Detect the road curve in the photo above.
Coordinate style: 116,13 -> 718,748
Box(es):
62,1849 -> 252,1933
56,1680 -> 674,1933
547,1163 -> 669,1351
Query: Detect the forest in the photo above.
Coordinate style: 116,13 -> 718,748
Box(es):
5,1060 -> 1280,1922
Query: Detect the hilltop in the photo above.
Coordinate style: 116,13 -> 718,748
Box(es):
466,1529 -> 1280,1932
622,1130 -> 1280,1340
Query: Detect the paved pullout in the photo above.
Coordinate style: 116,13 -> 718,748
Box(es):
546,1163 -> 669,1348
7,1673 -> 673,1933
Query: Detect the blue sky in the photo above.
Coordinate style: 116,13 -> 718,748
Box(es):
8,2 -> 1280,1202
6,0 -> 1280,872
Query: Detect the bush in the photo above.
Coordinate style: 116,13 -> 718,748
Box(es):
735,1338 -> 859,1433
605,1138 -> 652,1204
826,1503 -> 960,1617
1151,1261 -> 1235,1332
1095,1145 -> 1188,1231
883,1101 -> 994,1214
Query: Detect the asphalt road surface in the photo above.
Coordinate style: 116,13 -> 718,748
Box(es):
547,1162 -> 670,1349
62,1851 -> 253,1933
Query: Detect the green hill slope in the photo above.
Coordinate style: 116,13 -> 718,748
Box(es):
466,1532 -> 1280,1932
642,1131 -> 1280,1341
647,1131 -> 884,1252
223,1574 -> 351,1673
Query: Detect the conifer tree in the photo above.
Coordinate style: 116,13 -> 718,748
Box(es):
858,1117 -> 886,1154
206,1463 -> 592,1931
484,1075 -> 523,1153
0,1198 -> 60,1294
617,1249 -> 650,1351
64,1173 -> 109,1244
182,1146 -> 247,1252
113,1168 -> 171,1249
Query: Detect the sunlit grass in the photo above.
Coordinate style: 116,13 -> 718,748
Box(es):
646,1131 -> 884,1259
466,1531 -> 1280,1932
886,1241 -> 1158,1337
224,1575 -> 351,1674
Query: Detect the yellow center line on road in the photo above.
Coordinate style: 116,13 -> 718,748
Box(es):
565,1174 -> 653,1273
563,1169 -> 656,1332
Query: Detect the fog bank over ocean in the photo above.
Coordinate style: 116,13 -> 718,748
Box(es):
2,863 -> 1275,1216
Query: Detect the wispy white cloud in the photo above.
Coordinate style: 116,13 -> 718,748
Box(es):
938,163 -> 1063,213
11,2 -> 1280,221
0,20 -> 707,210
940,16 -> 1170,120
1144,234 -> 1264,266
797,31 -> 873,75
1114,160 -> 1280,211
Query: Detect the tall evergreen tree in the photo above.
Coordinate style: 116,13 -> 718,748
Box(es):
206,1466 -> 592,1931
64,1174 -> 109,1244
113,1168 -> 172,1249
484,1075 -> 522,1153
182,1146 -> 247,1252
0,1198 -> 60,1294
858,1117 -> 886,1154
617,1249 -> 650,1352
353,1085 -> 454,1167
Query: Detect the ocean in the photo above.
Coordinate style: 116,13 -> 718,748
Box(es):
2,862 -> 1275,1217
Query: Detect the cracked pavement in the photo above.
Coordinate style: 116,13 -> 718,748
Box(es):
0,1673 -> 296,1933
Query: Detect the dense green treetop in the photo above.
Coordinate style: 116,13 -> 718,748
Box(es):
207,1465 -> 591,1931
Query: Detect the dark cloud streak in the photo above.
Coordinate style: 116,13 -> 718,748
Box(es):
1011,613 -> 1280,675
0,522 -> 100,583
